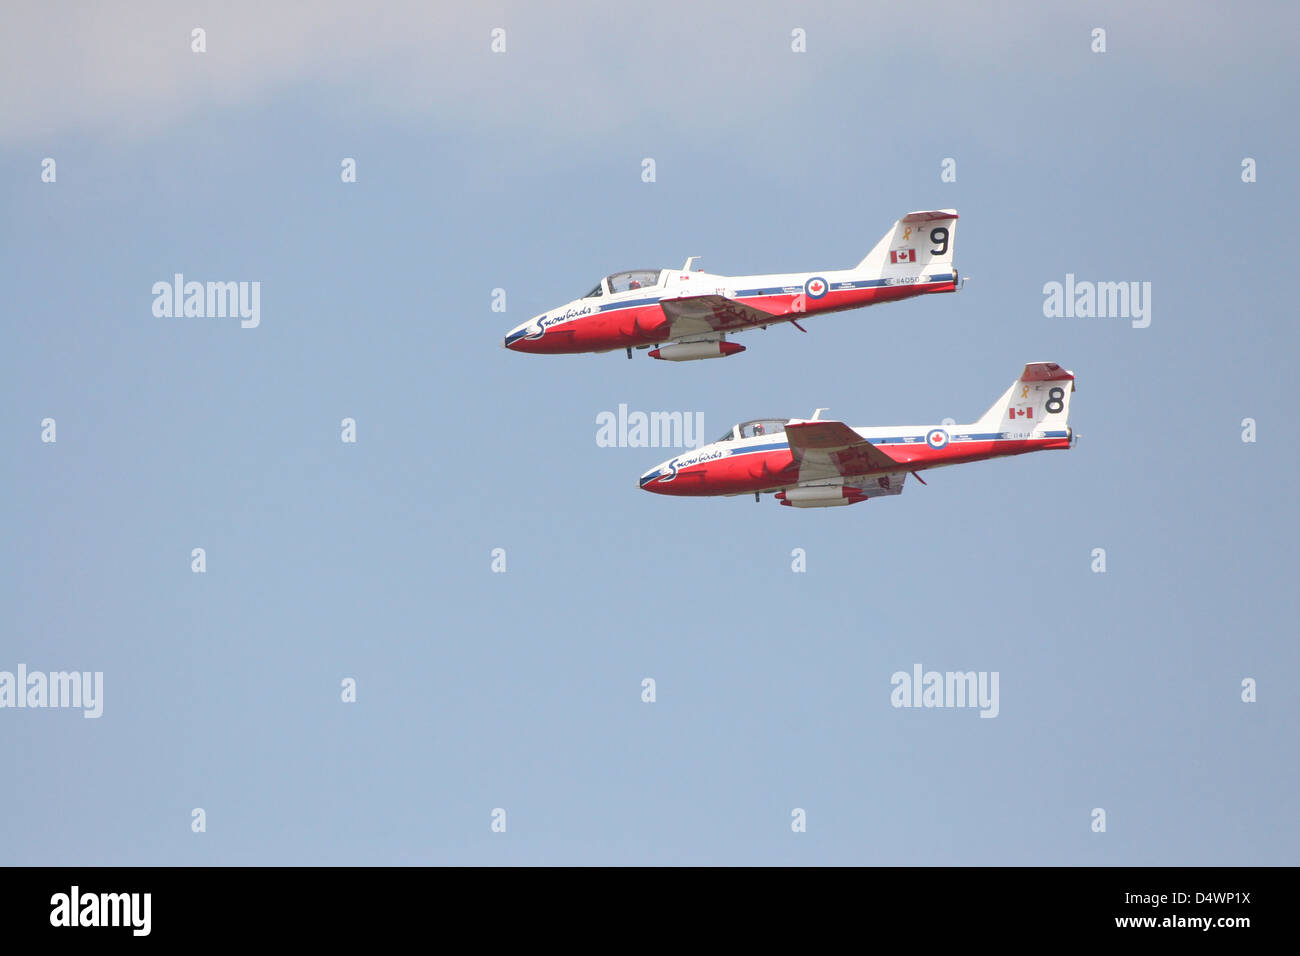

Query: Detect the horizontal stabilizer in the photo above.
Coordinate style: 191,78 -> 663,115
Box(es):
900,210 -> 960,223
1019,361 -> 1075,383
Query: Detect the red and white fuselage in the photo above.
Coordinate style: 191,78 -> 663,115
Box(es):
639,363 -> 1077,508
504,210 -> 960,359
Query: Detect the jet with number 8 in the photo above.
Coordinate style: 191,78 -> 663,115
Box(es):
638,363 -> 1077,507
503,210 -> 960,361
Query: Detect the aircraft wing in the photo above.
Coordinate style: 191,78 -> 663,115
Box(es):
659,294 -> 780,338
784,420 -> 901,482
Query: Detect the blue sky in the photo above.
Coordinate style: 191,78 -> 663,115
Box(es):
2,0 -> 1297,865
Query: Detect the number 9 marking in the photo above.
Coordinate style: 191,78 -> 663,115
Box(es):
929,227 -> 949,256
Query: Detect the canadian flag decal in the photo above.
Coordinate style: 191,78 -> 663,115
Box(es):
890,249 -> 917,264
1008,406 -> 1034,419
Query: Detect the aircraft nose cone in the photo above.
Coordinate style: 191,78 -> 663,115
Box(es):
504,320 -> 542,352
639,465 -> 668,492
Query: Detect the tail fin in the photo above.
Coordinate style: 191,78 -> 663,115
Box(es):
973,362 -> 1075,431
856,209 -> 958,275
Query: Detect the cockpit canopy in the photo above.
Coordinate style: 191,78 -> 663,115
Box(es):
581,270 -> 664,298
715,419 -> 789,443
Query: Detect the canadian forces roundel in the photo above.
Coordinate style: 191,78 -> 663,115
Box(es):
804,276 -> 829,299
926,428 -> 950,449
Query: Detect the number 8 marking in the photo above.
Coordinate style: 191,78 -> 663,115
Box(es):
1046,386 -> 1065,414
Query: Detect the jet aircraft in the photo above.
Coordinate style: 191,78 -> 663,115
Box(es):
638,363 -> 1076,507
504,210 -> 960,361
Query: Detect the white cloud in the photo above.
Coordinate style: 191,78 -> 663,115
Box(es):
1,0 -> 1292,147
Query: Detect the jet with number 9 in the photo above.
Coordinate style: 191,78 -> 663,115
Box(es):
503,210 -> 961,362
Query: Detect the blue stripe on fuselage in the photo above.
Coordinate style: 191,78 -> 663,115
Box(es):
597,296 -> 664,313
724,430 -> 1066,455
733,274 -> 953,297
528,274 -> 957,338
664,430 -> 1069,465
